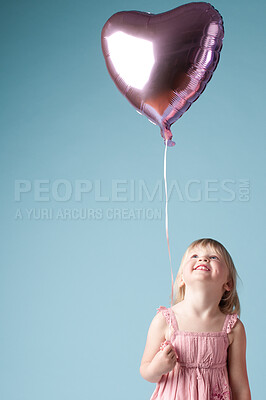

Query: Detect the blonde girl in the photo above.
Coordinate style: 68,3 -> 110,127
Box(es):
140,238 -> 251,399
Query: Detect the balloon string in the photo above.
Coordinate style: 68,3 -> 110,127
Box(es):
164,139 -> 174,308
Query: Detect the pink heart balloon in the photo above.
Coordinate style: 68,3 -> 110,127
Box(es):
101,2 -> 224,146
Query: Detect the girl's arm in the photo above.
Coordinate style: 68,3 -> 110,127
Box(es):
140,312 -> 177,383
227,319 -> 251,399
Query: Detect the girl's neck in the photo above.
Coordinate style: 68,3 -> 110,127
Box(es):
182,286 -> 223,319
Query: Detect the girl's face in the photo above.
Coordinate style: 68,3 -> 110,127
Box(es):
180,244 -> 231,292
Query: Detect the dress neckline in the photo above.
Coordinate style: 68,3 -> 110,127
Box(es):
168,308 -> 230,335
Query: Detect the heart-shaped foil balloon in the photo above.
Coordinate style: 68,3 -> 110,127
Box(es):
101,2 -> 224,146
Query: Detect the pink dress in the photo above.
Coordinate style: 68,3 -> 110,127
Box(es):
150,306 -> 238,400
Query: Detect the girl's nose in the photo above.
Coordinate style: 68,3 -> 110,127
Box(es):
199,256 -> 209,262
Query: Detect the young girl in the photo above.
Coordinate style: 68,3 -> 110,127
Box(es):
140,238 -> 251,399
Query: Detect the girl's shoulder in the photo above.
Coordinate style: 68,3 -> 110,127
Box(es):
227,314 -> 245,346
152,306 -> 170,327
225,313 -> 239,333
154,306 -> 171,329
147,307 -> 170,341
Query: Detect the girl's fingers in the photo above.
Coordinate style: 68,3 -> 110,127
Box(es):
171,354 -> 177,362
163,343 -> 178,361
165,344 -> 173,352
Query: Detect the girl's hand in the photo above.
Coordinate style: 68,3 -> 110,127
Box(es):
140,312 -> 179,383
151,342 -> 178,377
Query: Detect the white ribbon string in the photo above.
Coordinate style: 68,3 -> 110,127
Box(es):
163,139 -> 174,308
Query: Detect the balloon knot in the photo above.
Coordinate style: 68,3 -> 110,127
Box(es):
164,139 -> 176,147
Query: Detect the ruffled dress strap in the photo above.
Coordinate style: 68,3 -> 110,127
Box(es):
156,306 -> 179,334
222,312 -> 238,334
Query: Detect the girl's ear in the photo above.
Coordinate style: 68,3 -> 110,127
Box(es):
223,279 -> 233,292
179,274 -> 185,288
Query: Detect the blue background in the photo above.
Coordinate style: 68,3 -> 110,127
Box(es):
0,0 -> 265,398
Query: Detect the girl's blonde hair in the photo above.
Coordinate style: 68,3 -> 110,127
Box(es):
173,238 -> 240,316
